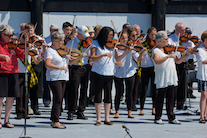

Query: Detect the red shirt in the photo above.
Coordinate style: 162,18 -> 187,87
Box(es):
0,40 -> 25,73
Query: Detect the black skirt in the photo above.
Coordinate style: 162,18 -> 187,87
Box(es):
0,73 -> 20,97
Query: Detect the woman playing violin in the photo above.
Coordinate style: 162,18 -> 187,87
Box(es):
90,27 -> 134,126
139,27 -> 157,116
114,31 -> 146,119
152,31 -> 193,124
0,24 -> 32,128
44,32 -> 86,129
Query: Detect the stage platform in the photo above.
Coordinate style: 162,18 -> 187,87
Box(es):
1,90 -> 205,138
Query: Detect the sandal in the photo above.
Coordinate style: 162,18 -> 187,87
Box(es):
104,121 -> 113,125
94,122 -> 101,126
52,123 -> 66,129
3,122 -> 14,128
199,119 -> 206,124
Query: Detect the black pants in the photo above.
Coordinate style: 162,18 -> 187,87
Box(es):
43,62 -> 51,105
16,73 -> 30,116
49,81 -> 66,122
114,75 -> 135,110
155,86 -> 175,121
176,63 -> 186,109
68,64 -> 90,113
140,67 -> 156,109
132,71 -> 141,106
92,72 -> 113,103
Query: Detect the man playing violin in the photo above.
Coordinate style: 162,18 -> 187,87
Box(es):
62,22 -> 73,45
66,25 -> 91,120
168,22 -> 195,110
25,23 -> 46,115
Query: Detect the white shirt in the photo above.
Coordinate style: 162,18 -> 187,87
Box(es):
91,40 -> 116,76
140,51 -> 154,68
168,33 -> 195,60
66,37 -> 90,66
152,48 -> 178,89
115,49 -> 139,78
196,45 -> 207,81
44,45 -> 69,81
44,35 -> 52,46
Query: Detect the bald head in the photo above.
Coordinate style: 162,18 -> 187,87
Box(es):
175,22 -> 185,36
20,23 -> 26,31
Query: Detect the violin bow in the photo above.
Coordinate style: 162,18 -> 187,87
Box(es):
175,33 -> 180,55
111,20 -> 118,33
107,30 -> 123,63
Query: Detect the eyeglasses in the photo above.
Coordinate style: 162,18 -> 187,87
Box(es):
3,34 -> 13,37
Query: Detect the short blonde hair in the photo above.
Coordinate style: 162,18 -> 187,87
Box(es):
51,32 -> 65,42
25,23 -> 35,30
0,24 -> 14,35
201,31 -> 207,42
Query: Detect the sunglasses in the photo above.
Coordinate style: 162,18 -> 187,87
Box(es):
3,34 -> 13,37
132,34 -> 138,37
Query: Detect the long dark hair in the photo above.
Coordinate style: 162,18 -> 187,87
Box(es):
96,26 -> 114,49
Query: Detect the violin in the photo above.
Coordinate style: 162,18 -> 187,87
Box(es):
190,36 -> 199,45
134,44 -> 144,52
181,33 -> 200,45
28,49 -> 38,56
180,33 -> 191,42
105,39 -> 118,48
29,35 -> 44,49
164,45 -> 186,53
150,40 -> 157,48
64,34 -> 75,44
81,37 -> 93,48
116,42 -> 130,50
57,45 -> 82,57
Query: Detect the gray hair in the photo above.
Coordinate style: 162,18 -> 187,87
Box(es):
0,24 -> 14,35
51,32 -> 65,42
155,31 -> 167,44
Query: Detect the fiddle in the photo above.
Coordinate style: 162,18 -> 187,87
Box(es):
57,45 -> 82,57
181,33 -> 200,45
116,42 -> 130,50
190,36 -> 199,45
164,45 -> 186,53
105,39 -> 118,48
81,37 -> 93,48
64,34 -> 75,44
180,33 -> 191,42
150,40 -> 157,49
134,44 -> 144,52
29,35 -> 44,49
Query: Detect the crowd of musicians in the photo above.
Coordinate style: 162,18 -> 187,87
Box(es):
0,21 -> 207,129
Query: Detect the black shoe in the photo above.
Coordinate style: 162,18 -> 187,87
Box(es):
176,106 -> 184,110
33,109 -> 41,115
131,106 -> 137,111
187,94 -> 196,99
67,113 -> 73,120
44,103 -> 50,107
136,100 -> 140,105
15,115 -> 22,120
77,112 -> 88,120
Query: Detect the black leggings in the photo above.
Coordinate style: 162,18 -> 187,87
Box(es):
114,75 -> 135,110
140,67 -> 156,109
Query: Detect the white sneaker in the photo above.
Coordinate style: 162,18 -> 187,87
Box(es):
154,119 -> 164,124
169,119 -> 181,124
28,108 -> 34,115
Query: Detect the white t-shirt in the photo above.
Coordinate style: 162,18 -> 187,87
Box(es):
196,45 -> 207,81
91,40 -> 116,76
152,48 -> 178,89
44,45 -> 69,81
66,37 -> 90,66
115,49 -> 139,78
140,50 -> 154,68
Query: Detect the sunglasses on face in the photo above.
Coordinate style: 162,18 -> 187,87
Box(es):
3,34 -> 13,37
132,34 -> 138,37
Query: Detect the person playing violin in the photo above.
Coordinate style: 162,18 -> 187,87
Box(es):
113,31 -> 146,119
25,23 -> 46,115
132,24 -> 141,38
90,27 -> 133,126
44,32 -> 86,129
0,24 -> 32,128
152,31 -> 193,124
66,25 -> 91,120
139,27 -> 157,116
127,27 -> 140,110
168,22 -> 196,110
62,22 -> 74,45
